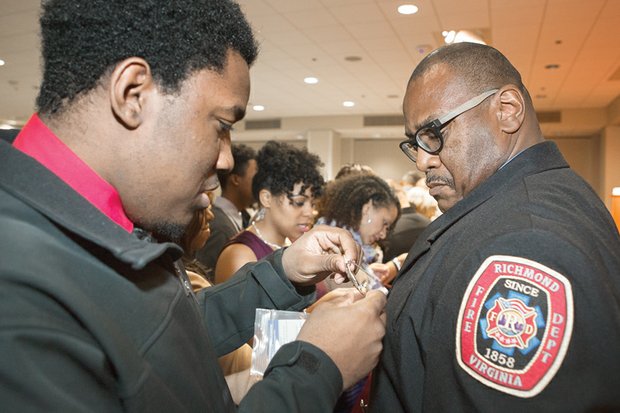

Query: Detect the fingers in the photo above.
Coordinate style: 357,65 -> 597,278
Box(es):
313,225 -> 361,272
359,289 -> 387,314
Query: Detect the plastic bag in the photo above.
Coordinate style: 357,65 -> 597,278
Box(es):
250,308 -> 308,378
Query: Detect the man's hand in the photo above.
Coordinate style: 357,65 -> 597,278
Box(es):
297,289 -> 387,390
282,225 -> 361,286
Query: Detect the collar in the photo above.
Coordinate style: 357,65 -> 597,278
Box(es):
0,139 -> 182,270
214,195 -> 243,230
13,114 -> 133,232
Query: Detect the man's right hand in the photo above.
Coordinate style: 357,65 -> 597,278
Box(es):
297,289 -> 387,390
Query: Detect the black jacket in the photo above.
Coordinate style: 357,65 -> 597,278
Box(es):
371,141 -> 620,412
0,140 -> 342,412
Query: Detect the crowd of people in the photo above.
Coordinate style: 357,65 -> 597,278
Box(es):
0,0 -> 619,412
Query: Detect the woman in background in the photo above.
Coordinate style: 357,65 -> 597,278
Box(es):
179,199 -> 255,405
214,141 -> 325,284
315,173 -> 400,413
317,173 -> 402,292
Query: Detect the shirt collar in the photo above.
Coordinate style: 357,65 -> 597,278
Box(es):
13,114 -> 134,232
214,195 -> 243,230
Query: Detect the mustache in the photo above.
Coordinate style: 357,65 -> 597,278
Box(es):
426,174 -> 454,188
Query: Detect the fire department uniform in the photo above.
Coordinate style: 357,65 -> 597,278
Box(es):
371,141 -> 620,412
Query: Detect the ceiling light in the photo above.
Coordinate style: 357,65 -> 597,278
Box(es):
304,77 -> 319,84
398,4 -> 419,15
344,56 -> 362,62
342,101 -> 355,108
253,105 -> 265,111
0,124 -> 14,130
442,29 -> 485,45
0,59 -> 5,66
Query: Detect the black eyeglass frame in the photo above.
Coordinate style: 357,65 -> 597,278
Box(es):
399,88 -> 500,162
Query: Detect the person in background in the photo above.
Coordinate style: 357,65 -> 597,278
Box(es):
214,140 -> 325,284
400,169 -> 425,192
0,1 -> 388,411
406,185 -> 441,221
180,204 -> 255,404
334,163 -> 375,180
315,173 -> 400,413
370,42 -> 620,412
380,180 -> 429,277
196,143 -> 257,281
317,174 -> 402,294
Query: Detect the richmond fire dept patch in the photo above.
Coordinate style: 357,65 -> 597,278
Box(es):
456,255 -> 573,398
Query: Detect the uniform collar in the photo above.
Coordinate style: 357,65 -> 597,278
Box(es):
0,139 -> 182,270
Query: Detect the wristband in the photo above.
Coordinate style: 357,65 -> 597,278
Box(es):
391,257 -> 402,271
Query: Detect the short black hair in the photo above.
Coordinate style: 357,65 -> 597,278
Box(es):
37,0 -> 258,115
218,143 -> 257,190
318,174 -> 401,232
410,42 -> 531,103
252,141 -> 325,203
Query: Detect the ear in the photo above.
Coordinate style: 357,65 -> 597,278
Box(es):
109,57 -> 154,129
229,174 -> 241,187
361,200 -> 373,217
258,189 -> 272,208
495,86 -> 525,134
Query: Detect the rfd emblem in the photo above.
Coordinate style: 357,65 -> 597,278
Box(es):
486,298 -> 537,349
456,255 -> 573,398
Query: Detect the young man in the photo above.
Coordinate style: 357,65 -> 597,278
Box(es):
371,42 -> 620,412
196,144 -> 257,277
0,1 -> 386,411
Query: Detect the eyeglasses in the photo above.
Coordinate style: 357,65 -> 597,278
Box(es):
399,89 -> 499,163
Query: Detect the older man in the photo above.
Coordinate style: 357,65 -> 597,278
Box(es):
371,42 -> 620,412
0,1 -> 386,411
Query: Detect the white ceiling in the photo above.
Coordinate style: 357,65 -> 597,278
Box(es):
2,0 -> 620,136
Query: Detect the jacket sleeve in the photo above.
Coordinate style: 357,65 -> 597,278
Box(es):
238,340 -> 343,412
442,229 -> 620,412
195,248 -> 316,356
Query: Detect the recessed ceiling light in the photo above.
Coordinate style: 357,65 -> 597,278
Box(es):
613,187 -> 620,196
344,56 -> 362,62
252,105 -> 265,111
342,101 -> 355,108
0,59 -> 5,66
304,77 -> 319,84
398,4 -> 419,15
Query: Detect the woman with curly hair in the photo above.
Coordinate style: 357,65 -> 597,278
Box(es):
317,173 -> 405,292
214,141 -> 325,283
318,174 -> 400,263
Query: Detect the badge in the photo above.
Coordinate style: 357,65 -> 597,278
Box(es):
456,255 -> 573,397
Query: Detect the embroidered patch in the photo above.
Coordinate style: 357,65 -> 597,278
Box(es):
456,255 -> 573,398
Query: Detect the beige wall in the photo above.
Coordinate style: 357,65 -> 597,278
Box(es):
548,135 -> 601,195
